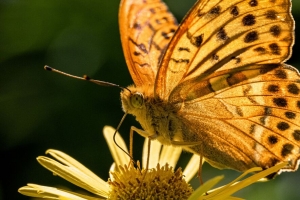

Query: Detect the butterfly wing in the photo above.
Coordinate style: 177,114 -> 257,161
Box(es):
154,0 -> 294,99
153,0 -> 298,172
119,0 -> 178,87
178,64 -> 300,172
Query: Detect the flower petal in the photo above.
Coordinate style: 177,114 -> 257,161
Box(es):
37,151 -> 109,197
188,175 -> 224,200
142,138 -> 162,168
194,162 -> 287,200
183,154 -> 201,183
18,184 -> 98,200
208,162 -> 287,199
159,144 -> 182,168
46,149 -> 104,185
109,162 -> 116,180
103,126 -> 130,166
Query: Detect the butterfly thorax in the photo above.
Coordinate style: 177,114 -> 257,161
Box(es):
121,85 -> 183,145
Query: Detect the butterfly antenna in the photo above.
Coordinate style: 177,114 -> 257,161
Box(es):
45,65 -> 135,163
44,65 -> 131,92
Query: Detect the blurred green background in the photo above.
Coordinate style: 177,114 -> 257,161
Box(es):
1,0 -> 300,199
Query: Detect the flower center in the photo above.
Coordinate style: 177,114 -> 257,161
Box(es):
108,163 -> 193,199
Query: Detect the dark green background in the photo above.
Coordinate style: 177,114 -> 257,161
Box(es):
1,0 -> 300,199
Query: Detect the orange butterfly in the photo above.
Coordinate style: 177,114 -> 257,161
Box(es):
118,0 -> 300,176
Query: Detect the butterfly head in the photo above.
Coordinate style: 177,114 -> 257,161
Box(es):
120,85 -> 146,115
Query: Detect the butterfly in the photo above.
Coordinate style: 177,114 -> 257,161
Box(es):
118,0 -> 300,176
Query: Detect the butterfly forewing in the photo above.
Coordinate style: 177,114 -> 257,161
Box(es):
119,0 -> 178,87
155,0 -> 294,99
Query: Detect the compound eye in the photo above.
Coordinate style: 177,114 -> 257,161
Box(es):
130,92 -> 144,108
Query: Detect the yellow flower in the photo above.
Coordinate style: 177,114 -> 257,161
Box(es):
18,126 -> 196,199
18,126 -> 287,199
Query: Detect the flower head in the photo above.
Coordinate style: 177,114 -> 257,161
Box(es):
18,126 -> 287,199
18,126 -> 196,199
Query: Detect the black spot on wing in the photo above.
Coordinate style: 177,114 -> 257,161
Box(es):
133,51 -> 141,56
297,101 -> 300,109
269,43 -> 281,55
260,107 -> 271,126
266,10 -> 277,20
268,84 -> 279,93
285,111 -> 296,119
268,135 -> 278,144
139,63 -> 151,68
260,116 -> 267,125
178,47 -> 190,52
212,53 -> 219,61
171,58 -> 190,64
270,25 -> 281,37
281,143 -> 294,157
129,38 -> 148,54
231,56 -> 241,64
274,69 -> 287,79
250,124 -> 255,134
133,23 -> 142,29
209,6 -> 221,16
244,31 -> 258,43
242,14 -> 256,26
254,47 -> 267,54
188,33 -> 204,47
230,6 -> 239,16
236,107 -> 243,116
264,107 -> 272,115
277,122 -> 290,131
161,28 -> 176,40
249,0 -> 258,7
161,31 -> 171,39
260,64 -> 280,74
287,83 -> 300,95
293,130 -> 300,141
149,8 -> 156,14
217,27 -> 229,40
273,98 -> 287,107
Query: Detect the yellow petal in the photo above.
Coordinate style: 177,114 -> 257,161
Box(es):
37,152 -> 109,197
159,144 -> 182,168
103,126 -> 130,167
188,175 -> 224,200
142,138 -> 162,168
18,184 -> 90,200
183,154 -> 202,183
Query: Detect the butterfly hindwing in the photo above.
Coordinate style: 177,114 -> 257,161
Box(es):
178,64 -> 300,171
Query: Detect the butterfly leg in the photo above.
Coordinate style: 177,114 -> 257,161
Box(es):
198,154 -> 204,185
130,126 -> 157,169
129,126 -> 154,199
130,126 -> 158,139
